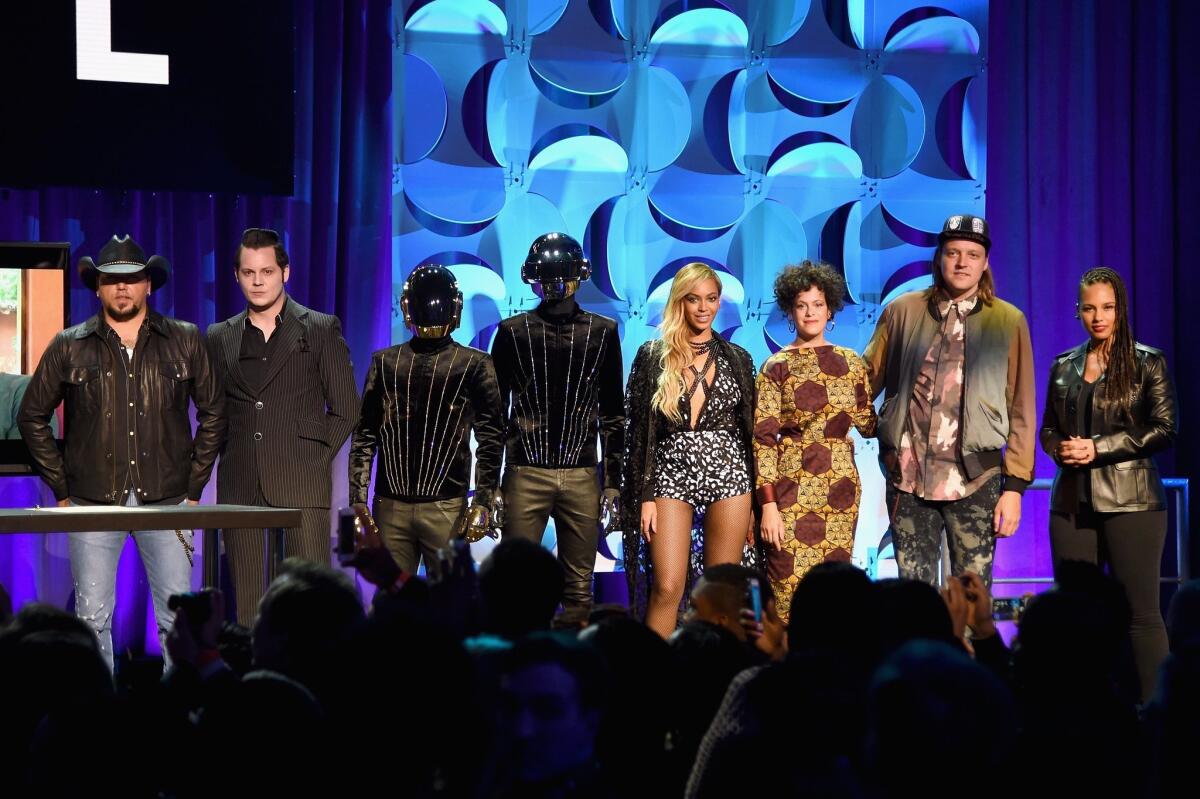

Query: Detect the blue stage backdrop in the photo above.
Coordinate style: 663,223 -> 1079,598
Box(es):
393,0 -> 989,578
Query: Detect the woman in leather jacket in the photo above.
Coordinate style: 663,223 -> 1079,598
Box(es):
1040,267 -> 1178,701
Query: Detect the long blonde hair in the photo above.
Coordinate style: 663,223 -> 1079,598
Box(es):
653,262 -> 722,423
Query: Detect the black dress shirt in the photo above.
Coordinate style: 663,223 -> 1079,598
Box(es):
238,302 -> 287,395
490,300 -> 624,489
103,322 -> 139,501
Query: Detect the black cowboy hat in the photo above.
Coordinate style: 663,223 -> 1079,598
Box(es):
78,235 -> 170,291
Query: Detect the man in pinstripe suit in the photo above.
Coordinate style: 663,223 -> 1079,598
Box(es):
208,228 -> 360,626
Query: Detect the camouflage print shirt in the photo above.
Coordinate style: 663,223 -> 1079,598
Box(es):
896,295 -> 999,500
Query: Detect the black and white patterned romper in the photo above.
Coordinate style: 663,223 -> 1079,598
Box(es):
652,351 -> 753,507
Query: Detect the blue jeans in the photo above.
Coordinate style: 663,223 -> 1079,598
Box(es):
68,493 -> 193,671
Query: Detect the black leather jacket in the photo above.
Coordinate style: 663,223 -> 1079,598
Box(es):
1040,342 -> 1177,513
18,312 -> 226,503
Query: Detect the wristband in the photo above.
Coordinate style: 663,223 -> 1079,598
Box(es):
384,570 -> 412,594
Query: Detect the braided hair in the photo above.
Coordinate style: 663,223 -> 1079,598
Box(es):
1079,267 -> 1137,420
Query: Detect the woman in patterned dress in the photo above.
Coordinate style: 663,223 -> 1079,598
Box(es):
754,262 -> 876,622
621,262 -> 759,638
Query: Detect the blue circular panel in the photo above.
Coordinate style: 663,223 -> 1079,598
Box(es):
648,168 -> 744,238
401,159 -> 505,236
756,0 -> 812,47
766,140 -> 863,179
884,15 -> 980,53
649,8 -> 749,48
527,0 -> 571,35
530,0 -> 630,98
608,66 -> 691,173
727,199 -> 807,317
405,0 -> 507,35
851,75 -> 926,179
485,60 -> 542,168
767,19 -> 867,103
935,76 -> 974,180
400,54 -> 448,165
529,130 -> 629,173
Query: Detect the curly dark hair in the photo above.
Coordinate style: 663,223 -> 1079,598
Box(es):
773,261 -> 847,316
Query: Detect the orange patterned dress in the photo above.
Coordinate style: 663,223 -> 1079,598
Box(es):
753,345 -> 877,622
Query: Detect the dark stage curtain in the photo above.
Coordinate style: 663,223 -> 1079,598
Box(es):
0,0 -> 392,650
987,0 -> 1199,576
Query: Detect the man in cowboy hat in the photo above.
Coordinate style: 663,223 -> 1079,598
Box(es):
207,228 -> 359,626
18,235 -> 226,671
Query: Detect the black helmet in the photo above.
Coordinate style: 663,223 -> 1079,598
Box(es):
521,232 -> 591,299
401,264 -> 462,338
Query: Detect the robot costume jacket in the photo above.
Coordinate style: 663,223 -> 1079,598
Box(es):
349,337 -> 504,506
490,302 -> 624,488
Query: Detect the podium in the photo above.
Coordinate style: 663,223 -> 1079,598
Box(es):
0,504 -> 303,588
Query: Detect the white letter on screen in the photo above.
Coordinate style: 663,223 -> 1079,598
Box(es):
76,0 -> 169,85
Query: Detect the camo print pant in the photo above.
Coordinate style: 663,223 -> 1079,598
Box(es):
886,473 -> 1002,586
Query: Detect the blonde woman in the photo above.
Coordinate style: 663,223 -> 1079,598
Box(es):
621,263 -> 759,637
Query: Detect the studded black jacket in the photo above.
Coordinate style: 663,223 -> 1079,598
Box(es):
349,337 -> 504,505
490,300 -> 624,489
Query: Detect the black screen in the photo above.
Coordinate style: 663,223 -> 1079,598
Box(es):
0,1 -> 294,194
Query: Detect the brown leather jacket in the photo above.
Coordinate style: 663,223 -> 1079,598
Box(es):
1040,342 -> 1177,513
18,312 -> 226,503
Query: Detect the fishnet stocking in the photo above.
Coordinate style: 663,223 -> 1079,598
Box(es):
644,492 -> 752,637
702,492 -> 752,566
645,498 -> 695,637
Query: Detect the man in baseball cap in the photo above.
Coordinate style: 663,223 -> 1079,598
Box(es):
863,214 -> 1036,596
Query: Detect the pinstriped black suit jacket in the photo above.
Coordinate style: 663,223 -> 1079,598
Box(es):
206,299 -> 360,508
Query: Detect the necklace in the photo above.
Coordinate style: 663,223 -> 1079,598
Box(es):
689,337 -> 716,354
